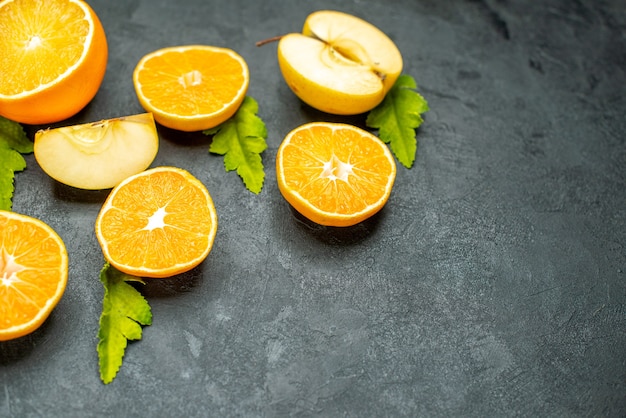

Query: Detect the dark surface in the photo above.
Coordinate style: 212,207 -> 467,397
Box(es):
2,0 -> 625,416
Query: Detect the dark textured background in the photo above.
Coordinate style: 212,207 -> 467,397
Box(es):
2,0 -> 625,416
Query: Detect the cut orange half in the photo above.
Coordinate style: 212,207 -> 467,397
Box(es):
0,0 -> 108,125
0,210 -> 68,341
95,167 -> 218,278
133,45 -> 249,132
276,122 -> 396,227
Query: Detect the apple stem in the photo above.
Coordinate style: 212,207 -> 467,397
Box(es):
255,35 -> 284,47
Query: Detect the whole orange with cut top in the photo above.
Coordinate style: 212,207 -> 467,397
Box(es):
133,45 -> 249,132
0,0 -> 108,125
276,122 -> 396,227
0,210 -> 68,341
95,166 -> 218,278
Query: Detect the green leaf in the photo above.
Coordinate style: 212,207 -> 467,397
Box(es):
366,74 -> 429,168
0,116 -> 32,154
203,96 -> 268,194
97,263 -> 152,384
0,117 -> 32,211
0,147 -> 27,211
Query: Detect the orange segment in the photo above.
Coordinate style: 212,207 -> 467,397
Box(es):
0,210 -> 68,341
276,122 -> 396,227
0,0 -> 108,125
133,45 -> 249,132
95,167 -> 218,278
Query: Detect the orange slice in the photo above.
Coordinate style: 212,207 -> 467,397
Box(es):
95,166 -> 218,278
133,45 -> 249,132
276,122 -> 396,227
0,210 -> 68,341
0,0 -> 108,125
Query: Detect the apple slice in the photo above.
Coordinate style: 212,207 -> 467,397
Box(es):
34,113 -> 159,190
277,10 -> 403,115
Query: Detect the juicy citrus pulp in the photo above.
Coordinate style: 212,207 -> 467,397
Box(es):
0,210 -> 68,341
0,0 -> 108,124
276,122 -> 396,227
95,166 -> 218,278
34,113 -> 159,190
133,45 -> 249,132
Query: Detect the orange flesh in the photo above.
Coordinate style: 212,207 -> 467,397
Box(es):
0,211 -> 68,340
96,168 -> 217,278
0,0 -> 91,96
136,48 -> 246,115
283,125 -> 393,214
0,0 -> 108,124
277,123 -> 396,226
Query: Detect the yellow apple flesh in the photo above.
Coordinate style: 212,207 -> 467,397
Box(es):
34,113 -> 159,190
277,10 -> 403,115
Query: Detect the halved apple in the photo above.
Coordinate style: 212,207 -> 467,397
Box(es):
34,113 -> 159,190
277,10 -> 403,115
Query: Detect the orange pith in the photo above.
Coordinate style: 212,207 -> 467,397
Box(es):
0,0 -> 108,125
276,122 -> 396,227
133,45 -> 249,132
0,210 -> 68,341
95,167 -> 218,278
